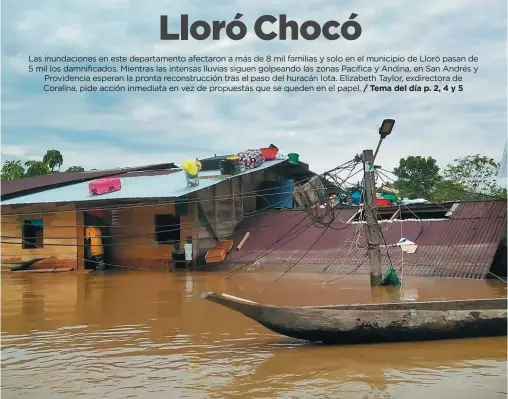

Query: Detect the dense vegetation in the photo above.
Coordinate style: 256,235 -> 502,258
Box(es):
1,150 -> 85,180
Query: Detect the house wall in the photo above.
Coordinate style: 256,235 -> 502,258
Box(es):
1,204 -> 79,269
110,202 -> 196,269
0,167 -> 288,270
196,169 -> 282,249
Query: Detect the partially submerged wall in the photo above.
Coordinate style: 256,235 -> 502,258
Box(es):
1,204 -> 79,269
110,202 -> 196,269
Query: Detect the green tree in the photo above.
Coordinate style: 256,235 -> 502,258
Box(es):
429,179 -> 472,202
1,150 -> 86,180
24,160 -> 50,177
1,160 -> 26,180
66,165 -> 85,172
393,156 -> 441,199
443,154 -> 504,196
43,149 -> 64,171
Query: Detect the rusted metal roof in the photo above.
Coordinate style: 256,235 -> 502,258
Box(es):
227,201 -> 507,279
1,163 -> 178,200
449,199 -> 507,219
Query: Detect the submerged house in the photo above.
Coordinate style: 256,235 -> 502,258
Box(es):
1,155 -> 317,270
224,199 -> 508,279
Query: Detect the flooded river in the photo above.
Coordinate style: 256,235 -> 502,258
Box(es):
1,270 -> 507,398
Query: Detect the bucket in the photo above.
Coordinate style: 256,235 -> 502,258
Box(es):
259,147 -> 279,160
375,198 -> 391,207
228,157 -> 243,175
185,172 -> 199,187
288,153 -> 300,164
380,192 -> 397,203
219,159 -> 233,175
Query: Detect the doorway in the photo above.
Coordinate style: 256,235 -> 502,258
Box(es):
84,210 -> 112,270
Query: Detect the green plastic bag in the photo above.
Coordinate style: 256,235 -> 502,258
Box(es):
382,267 -> 401,286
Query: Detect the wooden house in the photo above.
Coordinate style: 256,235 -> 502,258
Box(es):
1,157 -> 316,271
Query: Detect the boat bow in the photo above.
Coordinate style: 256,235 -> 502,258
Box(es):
201,292 -> 508,344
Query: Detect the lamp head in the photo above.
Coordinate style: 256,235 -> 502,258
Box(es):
379,119 -> 395,139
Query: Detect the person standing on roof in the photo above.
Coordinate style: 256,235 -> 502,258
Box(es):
85,225 -> 105,270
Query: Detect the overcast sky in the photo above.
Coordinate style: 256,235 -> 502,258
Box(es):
1,0 -> 506,177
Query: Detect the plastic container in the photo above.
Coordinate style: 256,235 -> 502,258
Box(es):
185,172 -> 199,187
219,159 -> 233,175
259,147 -> 279,160
376,198 -> 392,207
380,192 -> 397,203
89,177 -> 122,195
228,156 -> 243,175
288,153 -> 300,164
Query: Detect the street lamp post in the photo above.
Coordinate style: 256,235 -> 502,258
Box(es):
363,119 -> 395,286
373,119 -> 395,163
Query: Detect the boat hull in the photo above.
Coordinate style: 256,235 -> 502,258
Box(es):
202,292 -> 508,344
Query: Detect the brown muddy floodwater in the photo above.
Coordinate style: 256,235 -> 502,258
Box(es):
1,270 -> 507,399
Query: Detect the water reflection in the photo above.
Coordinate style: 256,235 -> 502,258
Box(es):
1,270 -> 506,398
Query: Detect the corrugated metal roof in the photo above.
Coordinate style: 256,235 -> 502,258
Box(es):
449,199 -> 507,219
115,169 -> 180,178
1,159 -> 286,205
0,163 -> 177,198
226,201 -> 507,279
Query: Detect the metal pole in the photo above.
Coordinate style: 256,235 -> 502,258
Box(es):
362,149 -> 383,286
372,137 -> 383,163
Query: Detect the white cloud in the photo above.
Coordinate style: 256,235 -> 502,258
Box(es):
1,0 -> 506,175
1,145 -> 26,158
48,25 -> 88,47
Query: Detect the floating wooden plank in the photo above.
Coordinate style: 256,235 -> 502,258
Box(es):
8,268 -> 74,273
236,232 -> 250,250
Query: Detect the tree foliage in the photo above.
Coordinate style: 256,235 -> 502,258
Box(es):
428,179 -> 471,202
393,156 -> 441,199
391,153 -> 506,202
443,154 -> 502,196
42,149 -> 64,171
0,150 -> 85,180
24,160 -> 50,177
1,160 -> 25,181
66,165 -> 85,172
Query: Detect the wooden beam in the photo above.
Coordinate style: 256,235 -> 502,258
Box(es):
236,232 -> 250,250
389,208 -> 401,221
75,210 -> 85,271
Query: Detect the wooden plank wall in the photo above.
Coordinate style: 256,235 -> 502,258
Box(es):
195,170 -> 284,252
110,203 -> 195,269
1,204 -> 78,269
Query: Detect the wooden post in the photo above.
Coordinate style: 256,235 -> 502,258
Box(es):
75,210 -> 85,271
191,201 -> 199,267
362,149 -> 383,286
213,185 -> 219,239
231,179 -> 236,224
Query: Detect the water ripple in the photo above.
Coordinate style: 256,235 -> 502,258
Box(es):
2,272 -> 507,398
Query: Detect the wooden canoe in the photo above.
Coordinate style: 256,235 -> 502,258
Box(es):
9,257 -> 45,271
201,292 -> 508,344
